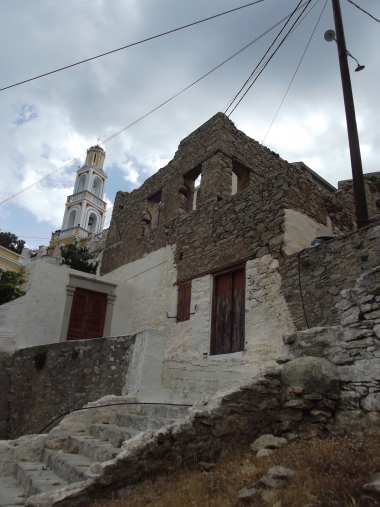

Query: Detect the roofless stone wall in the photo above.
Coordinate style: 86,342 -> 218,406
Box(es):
101,113 -> 355,278
279,224 -> 380,330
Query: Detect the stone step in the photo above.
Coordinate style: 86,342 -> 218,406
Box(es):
44,449 -> 91,485
67,436 -> 121,463
14,462 -> 69,498
90,423 -> 140,447
115,413 -> 176,432
0,475 -> 25,506
135,404 -> 191,420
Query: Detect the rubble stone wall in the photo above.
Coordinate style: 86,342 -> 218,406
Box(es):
279,224 -> 380,330
6,335 -> 136,439
280,263 -> 380,431
101,113 -> 355,279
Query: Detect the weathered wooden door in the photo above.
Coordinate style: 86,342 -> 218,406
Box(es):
67,288 -> 107,341
211,267 -> 245,355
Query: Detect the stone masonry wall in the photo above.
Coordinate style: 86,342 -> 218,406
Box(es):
279,223 -> 380,330
101,113 -> 355,278
279,263 -> 380,431
6,335 -> 136,439
167,165 -> 354,283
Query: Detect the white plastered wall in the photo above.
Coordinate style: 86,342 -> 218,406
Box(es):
283,208 -> 333,255
0,259 -> 132,353
112,246 -> 294,401
245,255 -> 296,363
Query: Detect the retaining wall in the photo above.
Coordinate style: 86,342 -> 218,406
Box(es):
5,335 -> 136,439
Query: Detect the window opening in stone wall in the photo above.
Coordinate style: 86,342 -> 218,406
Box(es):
211,266 -> 245,355
231,161 -> 250,195
146,190 -> 162,230
184,165 -> 202,211
177,281 -> 191,323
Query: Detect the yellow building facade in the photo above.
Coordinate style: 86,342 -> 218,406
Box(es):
0,245 -> 24,273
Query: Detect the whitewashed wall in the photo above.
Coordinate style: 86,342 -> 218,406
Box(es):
0,260 -> 132,352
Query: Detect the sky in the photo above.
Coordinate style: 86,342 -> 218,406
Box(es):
0,0 -> 379,250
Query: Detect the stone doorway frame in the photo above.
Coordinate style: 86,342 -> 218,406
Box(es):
60,273 -> 117,342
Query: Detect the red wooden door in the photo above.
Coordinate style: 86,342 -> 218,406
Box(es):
211,267 -> 245,355
67,288 -> 107,341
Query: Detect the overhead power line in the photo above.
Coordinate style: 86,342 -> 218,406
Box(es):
0,0 -> 265,92
224,0 -> 307,115
0,2 -> 311,206
346,0 -> 380,23
226,0 -> 313,117
262,0 -> 328,144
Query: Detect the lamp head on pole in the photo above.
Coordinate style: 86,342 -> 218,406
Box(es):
324,29 -> 336,42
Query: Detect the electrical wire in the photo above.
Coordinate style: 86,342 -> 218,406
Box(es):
227,0 -> 312,117
0,4 -> 311,207
224,0 -> 305,116
346,0 -> 380,23
261,0 -> 328,144
0,1 -> 265,93
221,0 -> 319,113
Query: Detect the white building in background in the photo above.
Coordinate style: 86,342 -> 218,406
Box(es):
48,144 -> 108,254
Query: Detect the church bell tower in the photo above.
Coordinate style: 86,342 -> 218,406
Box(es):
48,145 -> 108,254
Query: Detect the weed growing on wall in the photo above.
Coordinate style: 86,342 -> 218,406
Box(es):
32,348 -> 47,370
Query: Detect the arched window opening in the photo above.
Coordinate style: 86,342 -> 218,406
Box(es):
93,153 -> 97,165
92,176 -> 102,197
87,212 -> 98,233
76,174 -> 86,193
67,209 -> 77,229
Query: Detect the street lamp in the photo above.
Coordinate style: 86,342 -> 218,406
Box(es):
325,0 -> 368,228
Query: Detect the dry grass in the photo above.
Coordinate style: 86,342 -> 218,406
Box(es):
93,433 -> 380,507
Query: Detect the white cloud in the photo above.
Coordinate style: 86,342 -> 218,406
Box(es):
0,0 -> 379,248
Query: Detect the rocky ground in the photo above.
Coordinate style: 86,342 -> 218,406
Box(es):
92,431 -> 380,507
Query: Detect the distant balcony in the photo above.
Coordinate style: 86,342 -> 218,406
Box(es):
51,227 -> 89,242
66,190 -> 106,210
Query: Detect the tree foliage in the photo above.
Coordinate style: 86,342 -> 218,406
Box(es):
60,243 -> 99,274
0,231 -> 25,254
0,270 -> 26,306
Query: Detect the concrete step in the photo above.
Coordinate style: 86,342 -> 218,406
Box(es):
14,462 -> 69,498
135,404 -> 191,420
67,436 -> 120,463
90,424 -> 140,447
44,449 -> 91,485
0,475 -> 25,506
115,413 -> 176,432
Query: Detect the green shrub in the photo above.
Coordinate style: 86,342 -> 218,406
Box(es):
0,270 -> 25,305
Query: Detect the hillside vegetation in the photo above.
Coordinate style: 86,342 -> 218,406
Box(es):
94,432 -> 380,507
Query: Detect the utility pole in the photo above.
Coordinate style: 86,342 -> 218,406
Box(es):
331,0 -> 368,228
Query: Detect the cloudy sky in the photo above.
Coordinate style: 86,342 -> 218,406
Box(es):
0,0 -> 379,250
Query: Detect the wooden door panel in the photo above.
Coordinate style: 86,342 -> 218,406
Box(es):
67,290 -> 88,340
215,293 -> 232,354
232,269 -> 245,353
67,289 -> 107,341
177,282 -> 191,323
211,267 -> 245,355
86,292 -> 107,338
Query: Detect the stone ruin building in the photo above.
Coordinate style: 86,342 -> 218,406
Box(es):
2,112 -> 380,506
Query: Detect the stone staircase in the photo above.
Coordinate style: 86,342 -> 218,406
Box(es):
0,403 -> 191,507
